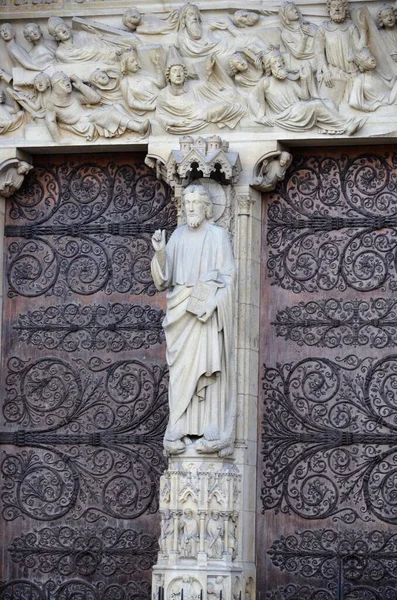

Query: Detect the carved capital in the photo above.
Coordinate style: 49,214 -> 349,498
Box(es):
0,158 -> 33,199
237,194 -> 256,216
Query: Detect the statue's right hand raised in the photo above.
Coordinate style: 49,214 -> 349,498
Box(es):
152,229 -> 166,252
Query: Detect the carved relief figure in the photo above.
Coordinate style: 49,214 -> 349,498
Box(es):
23,23 -> 56,70
170,576 -> 200,600
156,47 -> 246,134
122,6 -> 179,35
0,89 -> 25,134
0,160 -> 32,197
249,47 -> 365,135
229,51 -> 264,89
252,151 -> 293,192
206,509 -> 224,558
176,3 -> 266,60
316,0 -> 367,103
159,509 -> 174,556
349,47 -> 397,111
179,508 -> 200,557
279,1 -> 317,70
89,68 -> 124,105
207,577 -> 226,600
120,49 -> 165,115
10,72 -> 51,121
45,72 -> 149,142
47,16 -> 124,64
151,182 -> 236,456
0,23 -> 46,71
377,4 -> 397,62
228,510 -> 238,559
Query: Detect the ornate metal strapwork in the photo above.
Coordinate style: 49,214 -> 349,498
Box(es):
273,298 -> 397,349
8,526 -> 157,576
1,356 -> 168,522
261,355 -> 397,524
13,302 -> 165,352
269,529 -> 397,583
0,579 -> 151,600
267,153 -> 397,293
264,583 -> 397,600
5,161 -> 176,297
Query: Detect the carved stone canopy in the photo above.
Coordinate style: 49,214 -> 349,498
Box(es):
146,136 -> 242,191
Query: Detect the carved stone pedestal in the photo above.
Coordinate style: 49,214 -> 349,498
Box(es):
152,448 -> 243,600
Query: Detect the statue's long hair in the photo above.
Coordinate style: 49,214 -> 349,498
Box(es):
182,183 -> 213,220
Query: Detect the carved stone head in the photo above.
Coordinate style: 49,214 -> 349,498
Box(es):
279,1 -> 303,28
182,183 -> 213,227
229,53 -> 249,75
326,0 -> 349,22
51,72 -> 72,95
33,72 -> 51,92
265,47 -> 288,80
48,17 -> 72,42
122,7 -> 142,31
377,4 -> 396,28
0,23 -> 15,42
179,3 -> 202,40
23,22 -> 42,43
232,10 -> 259,28
120,51 -> 140,75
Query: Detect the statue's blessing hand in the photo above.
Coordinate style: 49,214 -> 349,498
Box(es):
152,229 -> 166,252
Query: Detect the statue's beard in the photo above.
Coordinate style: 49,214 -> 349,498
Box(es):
186,215 -> 204,228
273,67 -> 288,80
186,20 -> 203,40
330,13 -> 346,22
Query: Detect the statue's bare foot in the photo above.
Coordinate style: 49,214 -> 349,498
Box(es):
164,439 -> 185,454
195,438 -> 221,453
182,436 -> 193,446
218,444 -> 233,458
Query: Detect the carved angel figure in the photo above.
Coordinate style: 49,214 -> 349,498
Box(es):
252,151 -> 293,192
45,72 -> 149,142
249,47 -> 365,135
156,47 -> 246,134
377,4 -> 397,62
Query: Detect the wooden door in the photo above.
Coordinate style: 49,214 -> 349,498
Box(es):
0,153 -> 176,599
258,147 -> 397,599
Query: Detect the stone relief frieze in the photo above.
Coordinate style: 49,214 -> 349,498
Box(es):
0,1 -> 397,145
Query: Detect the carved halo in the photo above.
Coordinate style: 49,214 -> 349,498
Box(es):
192,178 -> 227,223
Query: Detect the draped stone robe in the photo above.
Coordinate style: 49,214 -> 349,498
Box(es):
151,221 -> 236,445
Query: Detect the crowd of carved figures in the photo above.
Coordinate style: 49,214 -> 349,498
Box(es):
1,1 -> 397,141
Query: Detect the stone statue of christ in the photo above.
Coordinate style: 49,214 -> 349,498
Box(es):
151,183 -> 236,456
